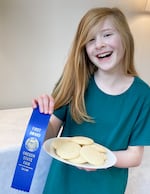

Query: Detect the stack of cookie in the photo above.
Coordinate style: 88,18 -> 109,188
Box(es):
51,136 -> 107,166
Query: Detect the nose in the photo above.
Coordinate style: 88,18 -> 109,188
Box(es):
95,37 -> 105,49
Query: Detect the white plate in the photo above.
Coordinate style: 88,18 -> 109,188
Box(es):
43,137 -> 117,169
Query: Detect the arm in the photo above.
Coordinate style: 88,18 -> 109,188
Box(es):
79,146 -> 144,172
44,114 -> 63,140
113,146 -> 144,168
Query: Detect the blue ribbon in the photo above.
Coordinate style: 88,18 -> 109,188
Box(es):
11,107 -> 50,192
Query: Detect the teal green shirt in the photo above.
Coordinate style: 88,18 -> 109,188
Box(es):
43,76 -> 150,194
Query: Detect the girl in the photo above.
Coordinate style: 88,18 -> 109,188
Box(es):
32,7 -> 150,194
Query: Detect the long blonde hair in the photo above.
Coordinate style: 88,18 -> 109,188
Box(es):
52,7 -> 138,123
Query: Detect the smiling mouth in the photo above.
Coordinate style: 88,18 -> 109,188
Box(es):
97,51 -> 113,59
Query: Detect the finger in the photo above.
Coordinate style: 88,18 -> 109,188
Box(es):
32,99 -> 39,109
77,167 -> 96,171
85,168 -> 96,172
41,94 -> 50,114
36,96 -> 45,113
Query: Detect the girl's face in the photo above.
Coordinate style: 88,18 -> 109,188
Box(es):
85,17 -> 125,74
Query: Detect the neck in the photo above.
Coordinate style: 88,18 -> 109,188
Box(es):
94,71 -> 134,95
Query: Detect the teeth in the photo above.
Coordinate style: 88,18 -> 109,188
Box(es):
98,52 -> 112,58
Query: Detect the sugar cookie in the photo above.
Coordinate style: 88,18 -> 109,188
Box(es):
51,138 -> 69,149
56,141 -> 81,160
71,136 -> 94,145
68,155 -> 87,164
89,143 -> 106,153
80,145 -> 105,166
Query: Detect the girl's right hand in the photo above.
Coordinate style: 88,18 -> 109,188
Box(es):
32,94 -> 54,115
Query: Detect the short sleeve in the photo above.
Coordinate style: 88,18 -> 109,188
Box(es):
53,105 -> 68,122
129,101 -> 150,146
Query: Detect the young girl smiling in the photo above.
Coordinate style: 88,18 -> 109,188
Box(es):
32,7 -> 150,194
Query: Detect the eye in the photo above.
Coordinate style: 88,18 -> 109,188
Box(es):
104,33 -> 113,37
89,38 -> 95,42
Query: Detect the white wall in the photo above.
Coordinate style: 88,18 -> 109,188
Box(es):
130,13 -> 150,84
0,0 -> 149,109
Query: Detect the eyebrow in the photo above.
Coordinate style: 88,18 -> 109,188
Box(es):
100,28 -> 115,32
